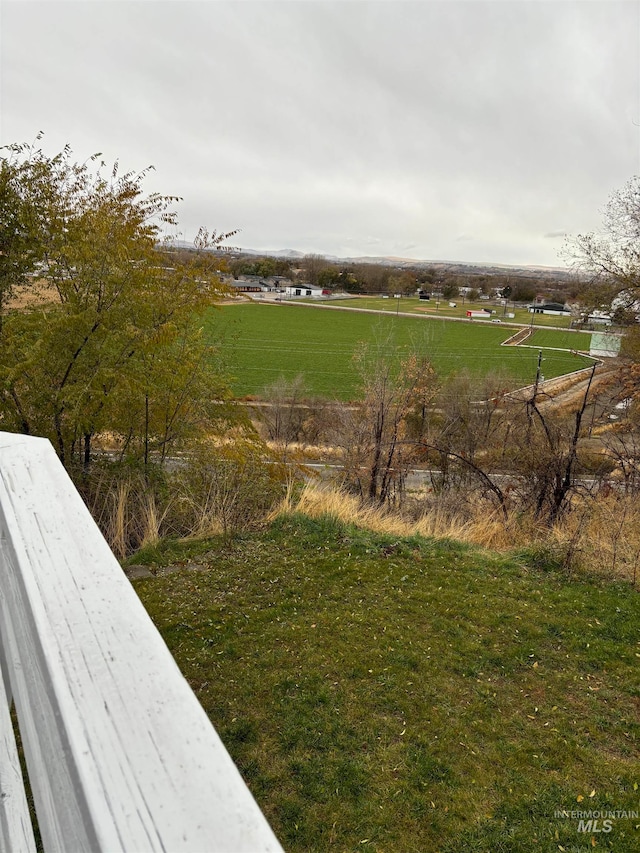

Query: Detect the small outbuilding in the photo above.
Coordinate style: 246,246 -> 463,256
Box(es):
528,302 -> 571,316
283,284 -> 325,298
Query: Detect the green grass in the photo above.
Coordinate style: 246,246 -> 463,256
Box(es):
207,303 -> 593,399
134,516 -> 640,853
529,329 -> 592,351
323,296 -> 576,328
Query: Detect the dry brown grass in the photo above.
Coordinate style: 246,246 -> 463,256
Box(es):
270,482 -> 501,542
111,481 -> 131,560
7,281 -> 59,310
559,494 -> 640,583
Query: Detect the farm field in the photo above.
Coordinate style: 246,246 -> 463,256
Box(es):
207,303 -> 593,399
133,515 -> 640,852
320,295 -> 576,328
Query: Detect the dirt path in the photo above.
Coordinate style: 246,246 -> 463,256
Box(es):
539,365 -> 619,409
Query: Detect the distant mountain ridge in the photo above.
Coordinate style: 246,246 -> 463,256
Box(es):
168,240 -> 574,280
238,248 -> 575,280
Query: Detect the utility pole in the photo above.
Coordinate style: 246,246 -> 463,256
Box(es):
534,349 -> 543,391
527,350 -> 543,429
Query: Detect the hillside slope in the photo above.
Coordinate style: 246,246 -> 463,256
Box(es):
132,517 -> 639,852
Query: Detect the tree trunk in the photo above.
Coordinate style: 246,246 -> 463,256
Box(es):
83,433 -> 92,472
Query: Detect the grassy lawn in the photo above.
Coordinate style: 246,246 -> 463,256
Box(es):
207,303 -> 593,399
323,296 -> 576,329
529,329 -> 593,351
133,516 -> 640,852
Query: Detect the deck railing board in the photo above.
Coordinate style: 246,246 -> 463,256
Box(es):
0,433 -> 282,852
0,639 -> 38,853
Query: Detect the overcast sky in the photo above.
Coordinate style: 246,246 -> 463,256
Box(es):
1,1 -> 639,267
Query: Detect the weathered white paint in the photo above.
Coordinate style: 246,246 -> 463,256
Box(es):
0,433 -> 283,852
0,640 -> 37,852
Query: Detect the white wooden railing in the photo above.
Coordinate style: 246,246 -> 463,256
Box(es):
0,432 -> 283,852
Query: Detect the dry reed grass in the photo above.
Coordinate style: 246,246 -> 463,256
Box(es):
270,482 -> 496,542
111,481 -> 130,560
558,494 -> 640,583
270,482 -> 640,584
139,492 -> 175,549
90,456 -> 638,585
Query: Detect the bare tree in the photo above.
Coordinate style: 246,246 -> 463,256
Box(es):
334,342 -> 438,506
259,374 -> 308,447
564,175 -> 640,297
417,371 -> 512,520
518,365 -> 598,525
416,366 -> 609,526
300,254 -> 331,287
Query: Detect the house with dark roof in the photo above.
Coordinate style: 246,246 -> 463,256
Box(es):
527,301 -> 571,316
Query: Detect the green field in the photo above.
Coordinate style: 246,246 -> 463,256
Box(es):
133,515 -> 640,852
207,303 -> 593,399
322,295 -> 575,328
529,329 -> 591,351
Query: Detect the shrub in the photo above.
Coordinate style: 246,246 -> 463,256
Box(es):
75,439 -> 290,556
173,439 -> 289,541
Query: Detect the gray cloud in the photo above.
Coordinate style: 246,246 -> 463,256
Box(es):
1,1 -> 638,266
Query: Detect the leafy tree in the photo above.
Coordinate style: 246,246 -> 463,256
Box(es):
387,272 -> 416,296
317,266 -> 341,289
0,140 -> 237,468
352,262 -> 391,293
510,281 -> 537,303
229,256 -> 292,279
0,139 -> 69,331
441,281 -> 459,300
314,265 -> 360,292
416,269 -> 436,286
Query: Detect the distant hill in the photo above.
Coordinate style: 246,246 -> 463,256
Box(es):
237,248 -> 576,280
169,240 -> 576,281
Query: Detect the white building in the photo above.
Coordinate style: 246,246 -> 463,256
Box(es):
283,284 -> 326,298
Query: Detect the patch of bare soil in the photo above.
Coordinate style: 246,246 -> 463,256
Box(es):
537,365 -> 619,414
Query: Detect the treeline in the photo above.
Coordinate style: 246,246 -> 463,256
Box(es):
224,251 -> 578,303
